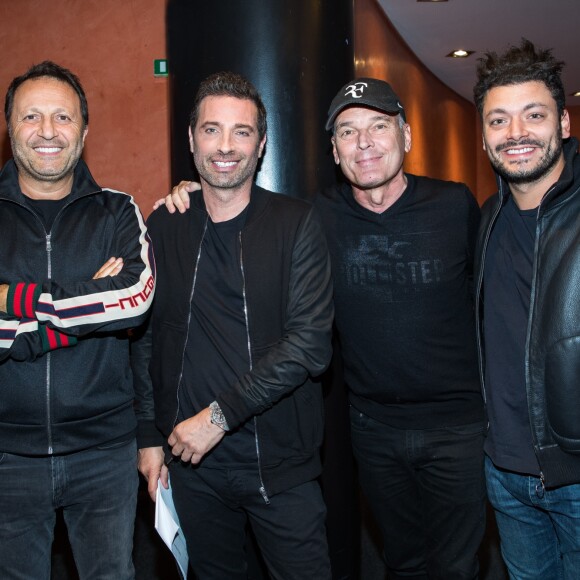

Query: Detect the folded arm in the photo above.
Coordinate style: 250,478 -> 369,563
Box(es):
1,196 -> 155,337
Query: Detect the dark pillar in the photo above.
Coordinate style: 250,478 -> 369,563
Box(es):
167,0 -> 354,198
166,2 -> 358,578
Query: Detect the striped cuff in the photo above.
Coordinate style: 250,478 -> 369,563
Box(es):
7,283 -> 41,319
39,325 -> 78,353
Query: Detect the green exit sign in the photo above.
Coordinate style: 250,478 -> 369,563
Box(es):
154,59 -> 168,77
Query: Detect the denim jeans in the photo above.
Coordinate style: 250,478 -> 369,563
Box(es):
485,456 -> 580,580
350,407 -> 486,580
170,461 -> 331,580
0,438 -> 138,580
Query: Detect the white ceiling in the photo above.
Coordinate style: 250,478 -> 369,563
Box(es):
378,0 -> 580,107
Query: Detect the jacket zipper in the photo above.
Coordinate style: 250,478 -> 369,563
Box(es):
239,232 -> 270,504
524,185 -> 557,477
45,233 -> 54,454
2,190 -> 105,455
475,191 -> 504,406
173,216 -> 209,430
480,183 -> 557,484
44,202 -> 87,454
3,200 -> 55,453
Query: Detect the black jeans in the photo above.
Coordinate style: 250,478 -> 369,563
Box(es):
350,407 -> 486,580
170,462 -> 331,580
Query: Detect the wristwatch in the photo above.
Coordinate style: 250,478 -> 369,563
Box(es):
209,401 -> 229,431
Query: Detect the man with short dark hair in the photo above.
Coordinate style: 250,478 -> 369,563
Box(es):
474,39 -> 580,578
135,71 -> 334,579
0,61 -> 155,579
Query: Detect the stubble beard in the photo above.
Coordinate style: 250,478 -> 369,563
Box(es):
10,134 -> 82,184
195,150 -> 260,191
488,125 -> 563,186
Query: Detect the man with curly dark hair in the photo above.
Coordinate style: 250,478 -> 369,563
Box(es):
474,39 -> 580,579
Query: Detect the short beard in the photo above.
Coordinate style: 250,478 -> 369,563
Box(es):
196,149 -> 261,192
489,125 -> 563,185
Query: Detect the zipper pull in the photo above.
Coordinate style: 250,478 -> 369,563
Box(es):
259,485 -> 270,505
535,472 -> 545,498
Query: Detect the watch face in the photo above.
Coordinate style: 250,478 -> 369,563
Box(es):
210,404 -> 228,430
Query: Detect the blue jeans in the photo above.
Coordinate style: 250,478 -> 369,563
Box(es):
0,439 -> 138,580
485,456 -> 580,580
350,408 -> 486,580
170,462 -> 331,580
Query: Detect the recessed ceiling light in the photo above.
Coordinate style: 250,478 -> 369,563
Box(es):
446,49 -> 475,58
571,91 -> 580,97
417,0 -> 448,3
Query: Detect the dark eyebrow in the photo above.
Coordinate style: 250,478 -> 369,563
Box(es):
485,102 -> 549,119
522,102 -> 549,112
233,123 -> 255,131
199,121 -> 255,132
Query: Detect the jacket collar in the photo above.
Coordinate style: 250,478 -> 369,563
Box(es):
495,137 -> 579,210
0,158 -> 101,204
190,182 -> 272,226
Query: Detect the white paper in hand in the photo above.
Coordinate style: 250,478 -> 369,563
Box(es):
155,478 -> 189,578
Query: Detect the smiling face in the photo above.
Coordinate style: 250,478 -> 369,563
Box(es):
331,106 -> 410,195
9,77 -> 87,197
189,95 -> 266,194
482,80 -> 570,203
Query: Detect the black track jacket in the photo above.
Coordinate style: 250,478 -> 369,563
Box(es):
0,159 -> 155,456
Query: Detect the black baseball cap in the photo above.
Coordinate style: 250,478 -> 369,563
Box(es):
325,78 -> 406,131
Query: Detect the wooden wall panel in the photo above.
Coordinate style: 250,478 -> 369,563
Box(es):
0,0 -> 573,211
0,0 -> 170,216
354,0 -> 496,204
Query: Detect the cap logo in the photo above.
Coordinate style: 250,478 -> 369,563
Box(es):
344,82 -> 368,99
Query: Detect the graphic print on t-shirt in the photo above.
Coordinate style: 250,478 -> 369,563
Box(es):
337,233 -> 445,303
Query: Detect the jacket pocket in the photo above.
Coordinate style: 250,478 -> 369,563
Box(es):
545,336 -> 580,453
260,381 -> 324,462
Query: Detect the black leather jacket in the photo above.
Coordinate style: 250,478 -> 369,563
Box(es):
133,185 -> 334,497
475,138 -> 580,488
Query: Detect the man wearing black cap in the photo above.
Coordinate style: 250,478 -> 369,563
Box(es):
316,78 -> 486,579
158,77 -> 486,579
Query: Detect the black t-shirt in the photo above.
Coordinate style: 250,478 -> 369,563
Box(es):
179,207 -> 256,467
25,196 -> 68,231
315,175 -> 483,429
484,195 -> 540,475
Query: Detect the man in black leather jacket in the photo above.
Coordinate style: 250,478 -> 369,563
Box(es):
474,39 -> 580,579
135,72 -> 334,579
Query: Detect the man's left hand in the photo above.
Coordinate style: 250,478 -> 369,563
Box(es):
168,407 -> 226,464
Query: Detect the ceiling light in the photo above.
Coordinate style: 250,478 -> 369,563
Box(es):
417,1 -> 448,3
571,91 -> 580,97
446,49 -> 475,58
